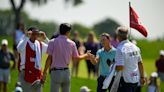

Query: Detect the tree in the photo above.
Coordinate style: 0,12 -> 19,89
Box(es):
0,10 -> 14,35
72,23 -> 92,39
93,18 -> 120,37
10,0 -> 83,29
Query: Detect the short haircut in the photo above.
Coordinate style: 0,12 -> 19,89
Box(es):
116,26 -> 129,40
27,27 -> 39,32
101,33 -> 111,40
59,23 -> 72,35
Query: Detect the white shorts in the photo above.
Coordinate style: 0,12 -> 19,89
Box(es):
0,69 -> 10,83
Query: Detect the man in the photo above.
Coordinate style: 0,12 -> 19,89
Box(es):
156,50 -> 164,82
17,27 -> 49,92
0,39 -> 16,92
13,23 -> 25,63
42,23 -> 90,92
115,26 -> 145,92
90,33 -> 116,92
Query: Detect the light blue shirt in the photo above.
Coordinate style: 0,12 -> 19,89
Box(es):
16,29 -> 25,44
97,47 -> 116,76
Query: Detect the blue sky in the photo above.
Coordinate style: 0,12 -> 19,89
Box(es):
0,0 -> 164,40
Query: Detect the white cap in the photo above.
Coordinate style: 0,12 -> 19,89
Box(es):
151,72 -> 158,77
1,39 -> 8,45
80,86 -> 91,92
160,50 -> 164,56
15,87 -> 23,92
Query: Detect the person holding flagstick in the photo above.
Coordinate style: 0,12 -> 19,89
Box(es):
110,3 -> 148,92
114,26 -> 145,92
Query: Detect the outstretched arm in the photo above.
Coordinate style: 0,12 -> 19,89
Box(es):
72,50 -> 91,61
90,56 -> 99,65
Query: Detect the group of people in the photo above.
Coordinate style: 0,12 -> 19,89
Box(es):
0,22 -> 163,92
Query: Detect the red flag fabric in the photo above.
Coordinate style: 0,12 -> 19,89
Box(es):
130,6 -> 148,37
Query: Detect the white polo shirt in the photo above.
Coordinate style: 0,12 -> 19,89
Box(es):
115,40 -> 142,83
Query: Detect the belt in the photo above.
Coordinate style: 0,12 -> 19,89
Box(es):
50,67 -> 68,71
100,75 -> 107,78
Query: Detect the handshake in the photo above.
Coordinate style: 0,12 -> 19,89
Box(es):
86,50 -> 96,64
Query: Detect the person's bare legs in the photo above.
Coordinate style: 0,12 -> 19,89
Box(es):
72,60 -> 79,77
75,61 -> 79,77
71,61 -> 76,76
3,82 -> 7,92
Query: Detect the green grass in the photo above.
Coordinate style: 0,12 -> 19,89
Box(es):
7,59 -> 164,92
0,36 -> 164,92
137,40 -> 164,59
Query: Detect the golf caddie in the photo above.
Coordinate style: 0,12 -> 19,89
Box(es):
17,27 -> 49,92
114,26 -> 145,92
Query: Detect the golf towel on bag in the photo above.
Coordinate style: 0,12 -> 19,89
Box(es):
102,64 -> 116,89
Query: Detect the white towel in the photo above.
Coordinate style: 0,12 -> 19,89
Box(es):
28,40 -> 42,70
110,71 -> 122,92
34,41 -> 42,70
102,64 -> 116,89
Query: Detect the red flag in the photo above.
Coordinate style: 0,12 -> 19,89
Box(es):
130,5 -> 148,37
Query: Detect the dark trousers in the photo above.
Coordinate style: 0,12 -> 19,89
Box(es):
97,75 -> 114,92
118,77 -> 138,92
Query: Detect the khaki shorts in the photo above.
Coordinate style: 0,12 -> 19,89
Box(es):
158,72 -> 164,82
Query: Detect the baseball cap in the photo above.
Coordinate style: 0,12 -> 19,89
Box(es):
1,39 -> 8,45
80,86 -> 91,92
28,27 -> 39,32
116,26 -> 129,35
15,86 -> 23,92
151,72 -> 158,78
160,50 -> 164,56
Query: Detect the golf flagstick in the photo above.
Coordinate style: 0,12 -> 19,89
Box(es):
110,2 -> 131,92
129,2 -> 132,40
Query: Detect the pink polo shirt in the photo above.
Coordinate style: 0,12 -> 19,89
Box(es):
47,35 -> 79,68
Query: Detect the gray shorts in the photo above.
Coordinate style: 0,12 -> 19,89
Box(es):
19,70 -> 42,92
158,72 -> 164,82
50,69 -> 71,92
0,68 -> 10,83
